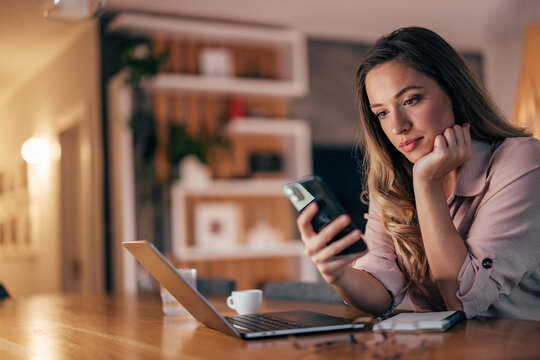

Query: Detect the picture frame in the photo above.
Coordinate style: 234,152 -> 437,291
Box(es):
194,202 -> 242,248
0,218 -> 4,247
0,157 -> 34,255
0,170 -> 4,197
9,217 -> 17,246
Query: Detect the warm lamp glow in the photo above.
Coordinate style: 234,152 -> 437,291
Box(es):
21,138 -> 50,164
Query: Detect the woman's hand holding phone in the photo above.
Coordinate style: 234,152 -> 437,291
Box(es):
297,202 -> 366,284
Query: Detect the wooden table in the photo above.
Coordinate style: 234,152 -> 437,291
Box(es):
0,293 -> 539,359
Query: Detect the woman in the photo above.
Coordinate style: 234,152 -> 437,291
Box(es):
297,27 -> 540,320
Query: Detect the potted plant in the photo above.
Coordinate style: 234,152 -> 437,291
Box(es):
118,38 -> 229,251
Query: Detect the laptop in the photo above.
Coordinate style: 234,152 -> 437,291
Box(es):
123,240 -> 366,339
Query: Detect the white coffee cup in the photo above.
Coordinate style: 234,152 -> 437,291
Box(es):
226,289 -> 263,315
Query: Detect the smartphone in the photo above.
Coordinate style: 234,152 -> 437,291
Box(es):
283,175 -> 367,256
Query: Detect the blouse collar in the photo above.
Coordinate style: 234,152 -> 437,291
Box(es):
451,140 -> 494,199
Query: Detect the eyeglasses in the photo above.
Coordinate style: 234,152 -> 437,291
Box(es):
288,316 -> 428,359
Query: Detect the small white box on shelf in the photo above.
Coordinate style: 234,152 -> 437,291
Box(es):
199,48 -> 234,78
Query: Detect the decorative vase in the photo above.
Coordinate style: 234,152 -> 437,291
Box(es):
178,155 -> 211,188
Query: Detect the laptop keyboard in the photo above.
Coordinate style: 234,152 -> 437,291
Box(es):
225,313 -> 310,333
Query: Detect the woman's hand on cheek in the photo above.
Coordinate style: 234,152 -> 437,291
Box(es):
413,124 -> 472,183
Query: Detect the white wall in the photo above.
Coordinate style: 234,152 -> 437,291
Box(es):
484,38 -> 522,122
0,22 -> 103,297
481,1 -> 539,122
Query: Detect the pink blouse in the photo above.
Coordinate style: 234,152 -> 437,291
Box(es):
353,137 -> 540,320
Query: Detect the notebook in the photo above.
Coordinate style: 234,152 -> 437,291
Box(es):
122,240 -> 366,340
373,311 -> 465,332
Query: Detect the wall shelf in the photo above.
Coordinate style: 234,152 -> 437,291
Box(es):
146,73 -> 307,97
171,118 -> 312,256
174,242 -> 305,261
173,178 -> 286,197
107,12 -> 309,97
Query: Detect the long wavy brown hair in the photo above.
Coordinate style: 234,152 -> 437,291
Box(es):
355,27 -> 529,293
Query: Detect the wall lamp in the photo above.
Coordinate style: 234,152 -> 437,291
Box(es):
21,137 -> 50,165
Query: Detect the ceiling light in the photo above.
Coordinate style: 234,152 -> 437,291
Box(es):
37,0 -> 107,22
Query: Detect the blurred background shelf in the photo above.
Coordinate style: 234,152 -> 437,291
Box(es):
170,242 -> 318,289
108,12 -> 309,97
107,12 -> 314,291
174,242 -> 304,260
173,178 -> 286,196
148,73 -> 307,97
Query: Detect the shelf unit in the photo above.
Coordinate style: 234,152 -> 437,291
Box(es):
169,119 -> 317,287
107,13 -> 316,290
170,118 -> 312,253
107,12 -> 309,97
